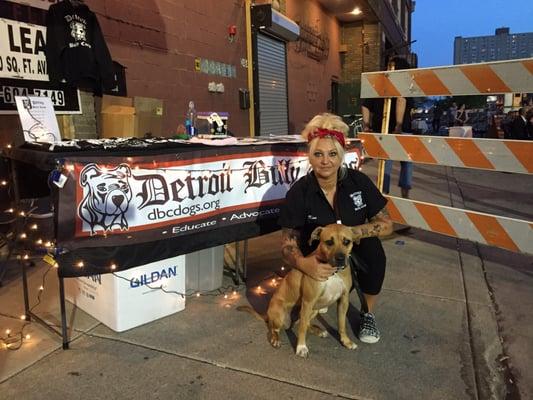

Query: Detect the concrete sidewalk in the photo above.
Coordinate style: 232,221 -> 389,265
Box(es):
1,160 -> 532,399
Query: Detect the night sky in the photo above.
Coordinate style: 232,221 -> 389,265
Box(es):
411,0 -> 533,67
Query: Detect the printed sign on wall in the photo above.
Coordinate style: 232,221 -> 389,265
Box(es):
4,0 -> 59,11
0,18 -> 48,81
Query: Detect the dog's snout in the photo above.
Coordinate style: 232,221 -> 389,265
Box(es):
334,253 -> 346,267
112,194 -> 124,207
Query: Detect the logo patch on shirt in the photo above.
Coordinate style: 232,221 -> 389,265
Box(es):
350,191 -> 366,211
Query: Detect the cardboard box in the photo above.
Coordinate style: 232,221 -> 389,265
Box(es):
97,95 -> 163,138
99,95 -> 135,138
134,97 -> 163,138
65,256 -> 186,332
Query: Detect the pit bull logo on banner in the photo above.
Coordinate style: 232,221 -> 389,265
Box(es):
78,163 -> 132,235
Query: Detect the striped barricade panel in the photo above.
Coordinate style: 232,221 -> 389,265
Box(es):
361,58 -> 533,98
386,196 -> 533,255
359,133 -> 533,175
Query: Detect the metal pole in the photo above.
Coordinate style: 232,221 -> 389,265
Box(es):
10,159 -> 31,319
242,239 -> 248,282
376,61 -> 395,193
234,241 -> 241,285
58,275 -> 69,349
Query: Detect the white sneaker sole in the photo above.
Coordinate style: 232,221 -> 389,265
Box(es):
359,335 -> 380,344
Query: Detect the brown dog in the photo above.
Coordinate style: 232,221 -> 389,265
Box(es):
239,223 -> 360,358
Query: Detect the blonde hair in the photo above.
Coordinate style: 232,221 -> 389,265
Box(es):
302,113 -> 348,180
301,113 -> 349,141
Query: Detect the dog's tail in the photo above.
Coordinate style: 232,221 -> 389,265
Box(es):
236,305 -> 267,322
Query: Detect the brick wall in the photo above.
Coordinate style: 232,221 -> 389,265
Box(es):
285,0 -> 342,133
338,21 -> 381,116
87,0 -> 250,137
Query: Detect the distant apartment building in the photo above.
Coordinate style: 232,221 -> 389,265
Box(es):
454,27 -> 533,64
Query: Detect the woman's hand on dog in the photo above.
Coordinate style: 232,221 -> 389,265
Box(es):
297,255 -> 336,281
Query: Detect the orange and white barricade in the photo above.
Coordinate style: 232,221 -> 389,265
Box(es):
360,58 -> 533,255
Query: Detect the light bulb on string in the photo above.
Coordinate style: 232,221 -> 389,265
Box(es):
110,263 -> 117,270
196,292 -> 201,297
39,285 -> 44,291
30,224 -> 38,230
77,261 -> 84,268
0,180 -> 7,186
5,329 -> 10,335
20,314 -> 26,320
25,334 -> 31,340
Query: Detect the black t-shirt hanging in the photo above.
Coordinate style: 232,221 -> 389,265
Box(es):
45,0 -> 114,91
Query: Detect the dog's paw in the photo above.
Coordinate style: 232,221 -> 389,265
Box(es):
296,345 -> 309,358
341,339 -> 358,350
310,325 -> 328,338
268,332 -> 281,348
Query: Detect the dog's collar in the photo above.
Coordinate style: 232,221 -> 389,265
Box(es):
335,264 -> 347,273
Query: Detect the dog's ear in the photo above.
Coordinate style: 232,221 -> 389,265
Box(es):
308,226 -> 323,246
116,163 -> 131,177
80,164 -> 100,187
350,227 -> 362,245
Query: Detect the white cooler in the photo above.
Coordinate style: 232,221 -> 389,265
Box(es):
65,255 -> 186,332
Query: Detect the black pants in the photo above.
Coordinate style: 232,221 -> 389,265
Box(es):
350,237 -> 386,296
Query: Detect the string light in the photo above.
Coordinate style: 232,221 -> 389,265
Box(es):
25,334 -> 31,340
77,261 -> 84,268
39,285 -> 44,291
6,144 -> 12,149
196,292 -> 201,297
30,224 -> 38,230
6,208 -> 14,213
19,233 -> 27,239
36,239 -> 43,245
19,211 -> 25,217
0,180 -> 7,186
20,315 -> 26,320
110,263 -> 117,270
5,329 -> 10,335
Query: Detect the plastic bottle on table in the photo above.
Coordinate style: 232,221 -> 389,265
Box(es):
185,101 -> 197,137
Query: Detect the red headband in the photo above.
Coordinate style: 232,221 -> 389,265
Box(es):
307,128 -> 346,148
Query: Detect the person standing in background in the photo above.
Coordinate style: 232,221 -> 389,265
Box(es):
362,56 -> 413,199
432,104 -> 442,134
510,108 -> 528,140
448,102 -> 458,127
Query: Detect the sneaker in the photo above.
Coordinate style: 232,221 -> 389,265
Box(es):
358,312 -> 380,344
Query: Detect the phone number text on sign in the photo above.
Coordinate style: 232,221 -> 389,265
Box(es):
0,86 -> 65,106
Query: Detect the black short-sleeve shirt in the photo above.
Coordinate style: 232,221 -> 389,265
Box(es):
278,169 -> 387,256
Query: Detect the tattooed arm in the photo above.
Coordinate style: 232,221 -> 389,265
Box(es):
281,228 -> 335,281
350,207 -> 394,243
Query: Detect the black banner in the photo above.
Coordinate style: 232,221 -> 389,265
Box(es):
0,77 -> 81,113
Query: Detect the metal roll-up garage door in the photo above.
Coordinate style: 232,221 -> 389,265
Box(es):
257,33 -> 288,136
